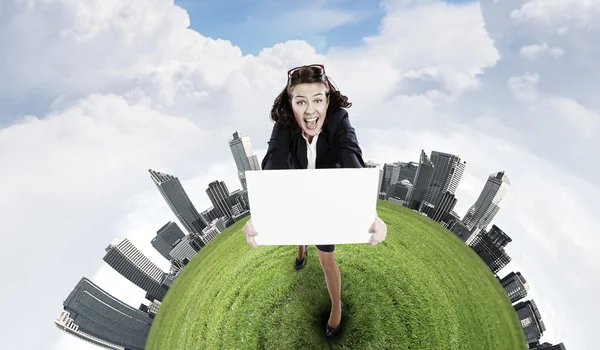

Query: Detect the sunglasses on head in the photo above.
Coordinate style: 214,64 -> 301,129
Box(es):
287,64 -> 326,86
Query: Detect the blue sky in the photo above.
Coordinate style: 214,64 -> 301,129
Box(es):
175,0 -> 477,55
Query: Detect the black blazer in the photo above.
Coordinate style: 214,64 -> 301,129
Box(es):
261,108 -> 365,170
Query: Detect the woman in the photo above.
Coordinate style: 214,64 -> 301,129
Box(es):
242,64 -> 387,337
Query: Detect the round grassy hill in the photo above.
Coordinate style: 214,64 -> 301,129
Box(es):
147,200 -> 526,349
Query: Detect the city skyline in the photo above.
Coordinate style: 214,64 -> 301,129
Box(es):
55,125 -> 567,348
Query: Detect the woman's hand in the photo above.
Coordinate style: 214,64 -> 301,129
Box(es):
243,219 -> 259,248
368,216 -> 387,247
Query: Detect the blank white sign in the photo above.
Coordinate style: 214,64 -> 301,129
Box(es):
245,168 -> 379,246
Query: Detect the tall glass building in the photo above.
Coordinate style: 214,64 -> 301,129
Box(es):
229,131 -> 261,190
149,169 -> 207,234
500,271 -> 529,303
422,151 -> 466,208
151,221 -> 187,260
407,150 -> 434,210
56,277 -> 152,350
514,300 -> 546,347
463,171 -> 511,232
103,238 -> 168,301
206,180 -> 233,220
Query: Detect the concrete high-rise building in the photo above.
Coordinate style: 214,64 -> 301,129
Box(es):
500,271 -> 530,303
486,224 -> 512,248
423,151 -> 466,208
469,225 -> 512,274
420,202 -> 436,218
444,211 -> 461,227
229,189 -> 250,212
200,217 -> 228,244
169,235 -> 197,265
139,303 -> 149,314
380,161 -> 417,197
229,131 -> 261,190
407,150 -> 434,210
151,221 -> 188,260
201,206 -> 221,223
427,191 -> 457,222
148,300 -> 162,319
449,220 -> 471,241
202,226 -> 220,244
103,238 -> 168,301
206,180 -> 234,220
514,300 -> 546,347
386,179 -> 413,201
56,277 -> 152,350
380,163 -> 397,194
463,171 -> 510,232
149,169 -> 207,234
378,169 -> 384,199
398,161 -> 418,184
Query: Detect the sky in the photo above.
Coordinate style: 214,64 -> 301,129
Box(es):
0,0 -> 597,349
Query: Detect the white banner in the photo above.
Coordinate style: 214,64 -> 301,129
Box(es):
246,168 -> 379,245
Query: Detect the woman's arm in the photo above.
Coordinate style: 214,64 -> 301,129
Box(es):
261,122 -> 292,170
335,112 -> 365,168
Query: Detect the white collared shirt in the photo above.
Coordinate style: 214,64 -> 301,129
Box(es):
301,130 -> 321,169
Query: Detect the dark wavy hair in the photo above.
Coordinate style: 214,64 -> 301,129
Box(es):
270,65 -> 351,131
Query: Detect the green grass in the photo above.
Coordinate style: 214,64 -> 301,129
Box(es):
147,200 -> 526,350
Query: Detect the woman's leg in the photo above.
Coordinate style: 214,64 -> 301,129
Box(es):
297,245 -> 305,260
317,248 -> 342,327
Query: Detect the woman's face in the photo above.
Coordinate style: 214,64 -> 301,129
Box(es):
290,82 -> 329,139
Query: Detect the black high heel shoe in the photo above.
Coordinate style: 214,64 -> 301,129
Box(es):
326,301 -> 343,337
295,245 -> 308,269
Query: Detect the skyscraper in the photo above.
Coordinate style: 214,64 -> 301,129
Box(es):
229,189 -> 250,212
398,161 -> 419,183
469,225 -> 512,274
407,150 -> 434,210
206,180 -> 234,220
201,206 -> 221,223
385,179 -> 413,202
514,300 -> 547,347
500,271 -> 529,303
149,169 -> 207,234
103,238 -> 168,301
422,151 -> 466,208
151,221 -> 187,260
380,163 -> 397,194
56,277 -> 152,350
462,171 -> 511,232
169,235 -> 197,265
427,191 -> 457,222
229,131 -> 261,190
449,220 -> 471,241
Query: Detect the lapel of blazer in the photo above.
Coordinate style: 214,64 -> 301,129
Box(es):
315,130 -> 329,168
296,133 -> 308,169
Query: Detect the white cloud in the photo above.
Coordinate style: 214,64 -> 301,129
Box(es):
358,1 -> 499,97
510,0 -> 600,28
0,0 -> 597,349
541,97 -> 600,139
519,42 -> 564,60
507,72 -> 539,103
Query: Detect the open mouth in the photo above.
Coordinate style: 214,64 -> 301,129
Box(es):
304,116 -> 319,130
